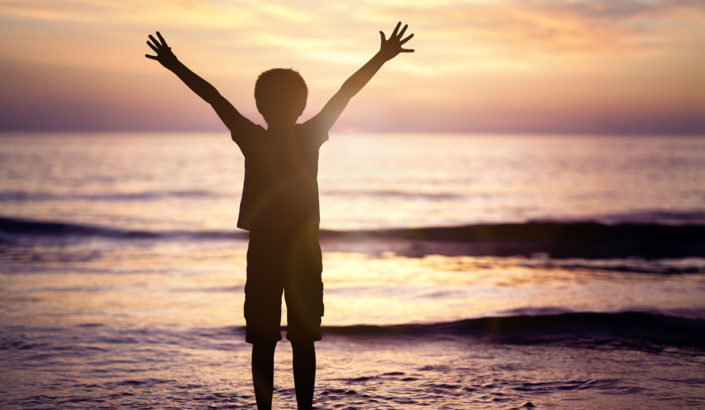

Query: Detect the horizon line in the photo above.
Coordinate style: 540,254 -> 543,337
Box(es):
1,129 -> 703,137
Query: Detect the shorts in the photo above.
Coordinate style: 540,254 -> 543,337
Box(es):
244,224 -> 324,344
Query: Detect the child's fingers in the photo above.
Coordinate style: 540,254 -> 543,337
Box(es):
156,31 -> 168,47
401,48 -> 415,53
147,41 -> 159,53
398,24 -> 408,38
148,35 -> 161,49
400,33 -> 414,44
379,31 -> 386,42
145,54 -> 158,60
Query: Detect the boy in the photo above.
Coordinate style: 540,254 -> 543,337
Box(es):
145,22 -> 414,409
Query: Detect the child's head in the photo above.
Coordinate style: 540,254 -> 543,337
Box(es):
255,68 -> 307,126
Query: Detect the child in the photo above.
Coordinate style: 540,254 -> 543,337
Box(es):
145,22 -> 414,409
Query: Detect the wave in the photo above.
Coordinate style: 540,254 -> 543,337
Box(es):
319,311 -> 705,349
592,209 -> 705,225
0,189 -> 226,202
0,216 -> 245,241
323,222 -> 705,258
173,311 -> 705,350
323,189 -> 463,200
2,215 -> 705,258
3,311 -> 703,351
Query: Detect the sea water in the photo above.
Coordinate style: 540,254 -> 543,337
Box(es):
1,132 -> 704,408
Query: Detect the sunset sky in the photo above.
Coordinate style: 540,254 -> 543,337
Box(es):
0,0 -> 703,133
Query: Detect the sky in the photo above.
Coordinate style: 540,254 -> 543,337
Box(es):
0,0 -> 703,134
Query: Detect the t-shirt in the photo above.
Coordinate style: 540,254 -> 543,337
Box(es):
231,115 -> 329,231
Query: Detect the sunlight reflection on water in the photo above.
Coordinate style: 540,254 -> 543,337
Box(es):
2,132 -> 705,230
2,133 -> 705,407
3,239 -> 705,329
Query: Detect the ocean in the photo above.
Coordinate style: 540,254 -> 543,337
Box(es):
1,132 -> 705,408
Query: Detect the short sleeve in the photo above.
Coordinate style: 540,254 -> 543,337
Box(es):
301,118 -> 330,148
231,115 -> 264,154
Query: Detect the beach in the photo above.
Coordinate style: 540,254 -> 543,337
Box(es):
1,132 -> 705,408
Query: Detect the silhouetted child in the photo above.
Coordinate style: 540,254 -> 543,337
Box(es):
145,22 -> 414,409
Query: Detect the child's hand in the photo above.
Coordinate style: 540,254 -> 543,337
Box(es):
145,31 -> 178,69
378,22 -> 414,61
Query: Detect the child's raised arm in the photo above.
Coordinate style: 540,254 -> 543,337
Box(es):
145,31 -> 241,131
310,22 -> 414,132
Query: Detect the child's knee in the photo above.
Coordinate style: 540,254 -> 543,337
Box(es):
290,340 -> 315,351
252,341 -> 277,353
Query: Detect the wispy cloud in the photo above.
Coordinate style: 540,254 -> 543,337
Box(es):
3,0 -> 702,67
0,0 -> 702,132
376,0 -> 705,57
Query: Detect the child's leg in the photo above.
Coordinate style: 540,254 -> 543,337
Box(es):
252,341 -> 277,410
284,225 -> 322,409
246,228 -> 285,408
292,341 -> 316,410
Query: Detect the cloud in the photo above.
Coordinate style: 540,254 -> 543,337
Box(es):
0,0 -> 701,132
3,0 -> 701,66
527,0 -> 704,20
0,0 -> 266,28
375,0 -> 705,57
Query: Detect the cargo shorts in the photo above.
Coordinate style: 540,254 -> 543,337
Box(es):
244,224 -> 324,344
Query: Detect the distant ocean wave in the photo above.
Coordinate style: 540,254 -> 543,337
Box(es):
2,215 -> 705,259
592,209 -> 705,225
321,311 -> 705,349
188,310 -> 705,350
0,189 -> 483,202
324,189 -> 463,200
0,189 -> 464,202
4,311 -> 698,352
0,189 -> 228,202
0,216 -> 245,240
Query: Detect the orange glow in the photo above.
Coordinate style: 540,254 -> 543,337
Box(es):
0,0 -> 703,133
